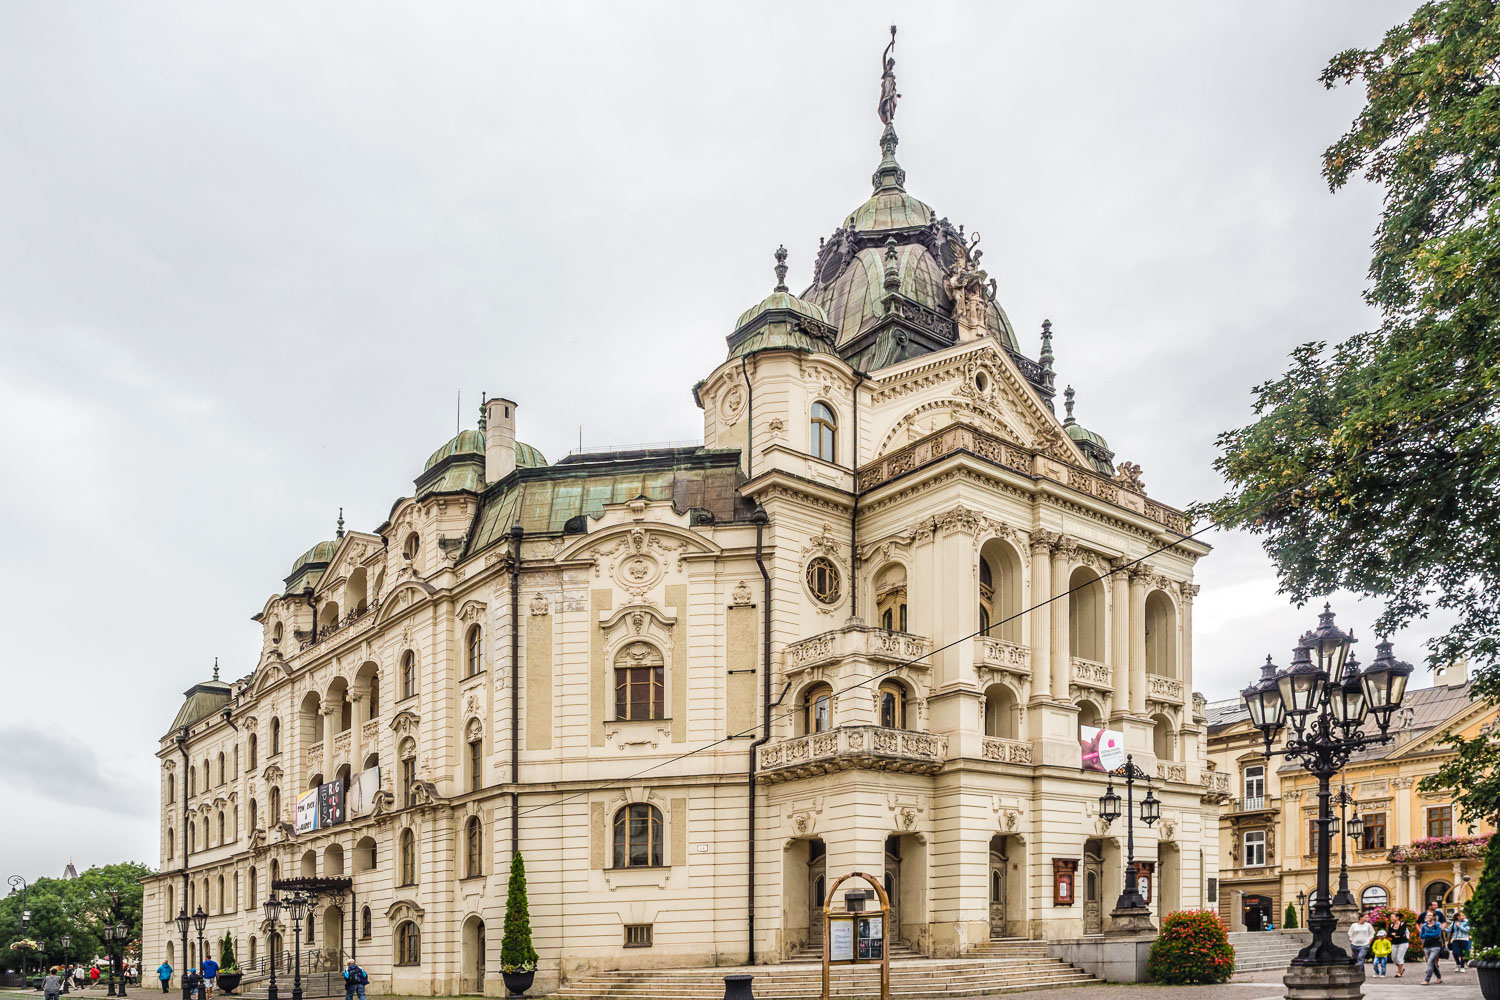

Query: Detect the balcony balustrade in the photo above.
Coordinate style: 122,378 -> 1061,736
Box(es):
756,725 -> 947,784
1070,656 -> 1111,690
1155,761 -> 1188,782
976,637 -> 1031,676
980,736 -> 1034,765
1147,674 -> 1185,703
783,626 -> 932,674
1230,795 -> 1278,814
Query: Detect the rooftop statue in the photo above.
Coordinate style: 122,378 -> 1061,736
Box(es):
878,25 -> 899,126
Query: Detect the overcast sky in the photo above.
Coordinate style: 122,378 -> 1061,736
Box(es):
0,1 -> 1440,881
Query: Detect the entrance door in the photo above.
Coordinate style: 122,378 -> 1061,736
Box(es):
989,836 -> 1008,939
808,839 -> 827,949
884,836 -> 902,942
1083,840 -> 1104,935
1243,894 -> 1271,931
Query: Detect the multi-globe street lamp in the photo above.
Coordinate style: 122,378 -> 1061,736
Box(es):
1096,753 -> 1161,928
114,921 -> 129,996
285,894 -> 310,1000
8,877 -> 30,980
103,922 -> 118,997
1241,604 -> 1412,996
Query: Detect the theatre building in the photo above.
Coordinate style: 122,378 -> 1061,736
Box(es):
142,35 -> 1217,996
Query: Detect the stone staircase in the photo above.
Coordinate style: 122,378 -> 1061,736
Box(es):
1229,930 -> 1311,973
551,946 -> 1097,999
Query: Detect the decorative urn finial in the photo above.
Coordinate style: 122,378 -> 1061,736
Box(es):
883,236 -> 901,293
336,507 -> 345,539
773,245 -> 789,292
1063,385 -> 1076,424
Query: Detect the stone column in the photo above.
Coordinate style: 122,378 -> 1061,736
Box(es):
1029,532 -> 1054,701
1051,536 -> 1076,698
1110,559 -> 1131,721
1128,565 -> 1149,716
1180,585 -> 1198,719
349,692 -> 366,772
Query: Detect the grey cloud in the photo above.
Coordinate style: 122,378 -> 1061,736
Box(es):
0,725 -> 152,818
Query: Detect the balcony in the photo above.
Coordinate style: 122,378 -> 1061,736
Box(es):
1230,795 -> 1279,814
784,625 -> 932,674
981,736 -> 1034,765
1147,674 -> 1185,703
756,726 -> 947,784
1155,761 -> 1188,783
976,637 -> 1031,676
1201,770 -> 1231,801
298,598 -> 382,652
1070,656 -> 1111,691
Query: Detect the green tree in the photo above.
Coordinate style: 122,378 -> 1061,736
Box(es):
1194,0 -> 1500,695
1468,835 -> 1500,948
1284,903 -> 1300,929
0,864 -> 152,972
499,853 -> 536,973
219,933 -> 237,973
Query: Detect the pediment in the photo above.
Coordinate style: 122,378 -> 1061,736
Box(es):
1388,695 -> 1493,760
558,521 -> 720,600
250,656 -> 291,697
389,709 -> 420,736
316,531 -> 382,598
386,899 -> 426,922
374,580 -> 436,625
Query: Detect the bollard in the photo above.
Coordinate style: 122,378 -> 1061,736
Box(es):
723,973 -> 754,1000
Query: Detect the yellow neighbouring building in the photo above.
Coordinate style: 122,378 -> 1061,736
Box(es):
1208,657 -> 1493,932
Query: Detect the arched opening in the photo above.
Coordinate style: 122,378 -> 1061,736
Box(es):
269,787 -> 281,825
372,568 -> 384,601
189,766 -> 196,797
465,816 -> 484,878
326,677 -> 351,734
810,401 -> 837,462
467,731 -> 483,793
363,753 -> 380,772
360,906 -> 372,941
300,850 -> 316,878
400,828 -> 417,885
612,803 -> 665,869
465,625 -> 484,678
320,906 -> 343,959
248,936 -> 256,967
1068,566 -> 1106,662
299,692 -> 323,746
400,739 -> 417,808
248,733 -> 258,770
461,916 -> 486,994
248,867 -> 257,908
799,682 -> 833,736
1158,841 -> 1180,916
989,834 -> 1026,939
781,837 -> 827,954
1152,714 -> 1174,761
978,539 -> 1023,642
167,828 -> 175,860
355,661 -> 380,722
217,751 -> 226,785
1361,884 -> 1390,910
1426,881 -> 1453,909
355,836 -> 378,873
324,843 -> 345,877
878,680 -> 908,730
270,717 -> 282,755
400,650 -> 417,700
395,921 -> 420,966
1145,591 -> 1177,678
613,642 -> 664,721
165,941 -> 174,974
318,601 -> 340,633
983,684 -> 1020,740
1078,699 -> 1104,731
335,763 -> 351,791
347,567 -> 368,615
873,563 -> 908,633
308,773 -> 324,791
216,875 -> 225,913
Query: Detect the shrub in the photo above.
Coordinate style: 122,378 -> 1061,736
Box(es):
219,933 -> 238,973
500,852 -> 537,974
1284,903 -> 1299,929
1468,833 -> 1500,949
1148,910 -> 1236,984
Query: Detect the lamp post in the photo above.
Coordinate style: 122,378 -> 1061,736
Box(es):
9,877 -> 30,980
174,911 -> 190,1000
1241,605 -> 1413,1000
115,920 -> 130,997
1096,753 -> 1161,933
1331,785 -> 1361,908
191,907 -> 207,992
1297,890 -> 1308,930
103,923 -> 118,998
285,895 -> 307,1000
262,897 -> 281,1000
61,933 -> 71,994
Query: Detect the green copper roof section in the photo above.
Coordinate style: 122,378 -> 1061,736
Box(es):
734,291 -> 829,331
168,677 -> 232,733
1065,421 -> 1110,451
516,442 -> 548,469
284,539 -> 336,590
424,429 -> 486,472
847,188 -> 933,233
417,460 -> 486,498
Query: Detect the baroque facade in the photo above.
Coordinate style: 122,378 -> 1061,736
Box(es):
1207,659 -> 1493,932
142,36 -> 1217,996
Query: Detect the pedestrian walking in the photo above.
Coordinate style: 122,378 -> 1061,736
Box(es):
1372,931 -> 1392,977
182,968 -> 201,1000
1391,915 -> 1410,976
1450,910 -> 1471,971
342,960 -> 367,1000
1349,911 -> 1375,967
199,955 -> 218,999
1420,912 -> 1445,984
157,961 -> 173,993
90,965 -> 101,987
44,968 -> 65,1000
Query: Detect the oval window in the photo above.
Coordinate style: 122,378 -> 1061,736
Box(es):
272,621 -> 283,645
403,533 -> 420,560
806,557 -> 842,605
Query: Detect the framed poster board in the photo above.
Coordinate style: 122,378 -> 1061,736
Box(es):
856,916 -> 884,961
828,916 -> 855,963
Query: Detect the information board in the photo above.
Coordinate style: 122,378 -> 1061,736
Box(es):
856,916 -> 884,961
828,916 -> 855,962
318,778 -> 345,828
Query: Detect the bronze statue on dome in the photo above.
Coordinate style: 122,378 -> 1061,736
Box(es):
878,25 -> 899,126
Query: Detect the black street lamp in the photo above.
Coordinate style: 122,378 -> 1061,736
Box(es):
103,923 -> 118,998
285,895 -> 307,1000
1241,605 -> 1412,997
174,911 -> 190,1000
1297,890 -> 1308,929
9,877 -> 30,980
1332,784 -> 1360,908
191,907 -> 207,990
1096,753 -> 1160,931
262,897 -> 281,1000
115,920 -> 130,996
61,933 -> 71,994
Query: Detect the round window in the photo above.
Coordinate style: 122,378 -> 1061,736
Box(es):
975,371 -> 989,393
272,621 -> 283,645
403,532 -> 420,560
806,557 -> 842,605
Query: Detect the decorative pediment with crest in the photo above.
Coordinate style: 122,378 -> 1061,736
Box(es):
599,602 -> 677,654
457,600 -> 487,626
389,709 -> 420,737
386,899 -> 426,923
559,521 -> 719,600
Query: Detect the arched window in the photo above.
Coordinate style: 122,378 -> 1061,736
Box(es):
167,828 -> 175,860
270,787 -> 281,824
189,766 -> 197,797
983,684 -> 1020,740
217,875 -> 225,912
874,564 -> 908,633
1145,591 -> 1177,678
400,828 -> 417,885
270,718 -> 282,756
1361,884 -> 1389,909
801,683 -> 833,735
396,921 -> 420,965
612,803 -> 664,869
361,907 -> 372,940
355,836 -> 377,873
1426,881 -> 1452,909
614,643 -> 664,721
810,402 -> 837,462
188,820 -> 196,852
249,867 -> 257,908
248,733 -> 258,770
878,680 -> 908,730
978,540 -> 1023,642
468,736 -> 483,793
400,739 -> 417,808
217,752 -> 226,785
167,885 -> 175,918
218,811 -> 226,843
270,859 -> 279,884
168,777 -> 176,804
466,626 -> 484,678
248,937 -> 256,965
465,816 -> 483,878
401,651 -> 417,700
1068,567 -> 1106,662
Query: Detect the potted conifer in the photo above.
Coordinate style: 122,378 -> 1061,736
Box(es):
215,933 -> 243,995
1470,835 -> 1500,1000
500,853 -> 538,996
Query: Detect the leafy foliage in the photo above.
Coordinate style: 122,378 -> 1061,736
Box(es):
219,933 -> 237,973
0,864 -> 151,972
1147,910 -> 1235,984
1192,0 -> 1500,695
499,853 -> 536,974
1468,834 -> 1500,949
1284,903 -> 1300,929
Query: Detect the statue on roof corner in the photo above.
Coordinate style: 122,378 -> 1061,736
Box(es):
879,25 -> 899,126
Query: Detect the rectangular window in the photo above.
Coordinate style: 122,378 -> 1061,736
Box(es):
1427,805 -> 1453,838
469,740 -> 482,793
1362,812 -> 1388,851
623,924 -> 654,948
1243,765 -> 1265,807
1207,877 -> 1218,903
402,758 -> 416,809
615,666 -> 664,721
1244,831 -> 1266,868
1309,818 -> 1321,853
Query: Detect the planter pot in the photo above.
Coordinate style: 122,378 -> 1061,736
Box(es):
501,970 -> 535,997
215,972 -> 244,994
1475,960 -> 1500,1000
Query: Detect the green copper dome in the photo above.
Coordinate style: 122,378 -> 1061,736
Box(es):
168,674 -> 232,734
846,189 -> 934,233
734,290 -> 829,331
515,442 -> 548,468
1065,422 -> 1110,451
424,429 -> 487,472
290,539 -> 338,575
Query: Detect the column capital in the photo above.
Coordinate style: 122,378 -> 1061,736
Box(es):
1051,534 -> 1080,560
1030,530 -> 1060,554
1128,562 -> 1153,585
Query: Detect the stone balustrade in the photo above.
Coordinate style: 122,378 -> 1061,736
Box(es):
1070,656 -> 1111,690
1147,674 -> 1185,703
756,726 -> 947,784
980,736 -> 1034,765
976,637 -> 1031,675
1155,761 -> 1188,783
783,625 -> 932,673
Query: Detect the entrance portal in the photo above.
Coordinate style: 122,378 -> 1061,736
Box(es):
1243,894 -> 1272,931
462,916 -> 485,994
808,838 -> 827,951
884,836 -> 902,941
989,837 -> 1007,939
1083,840 -> 1104,935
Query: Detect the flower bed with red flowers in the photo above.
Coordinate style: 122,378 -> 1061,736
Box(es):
1148,910 -> 1236,984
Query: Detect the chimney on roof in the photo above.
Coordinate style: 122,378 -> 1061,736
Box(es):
1436,657 -> 1470,689
484,396 -> 518,483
